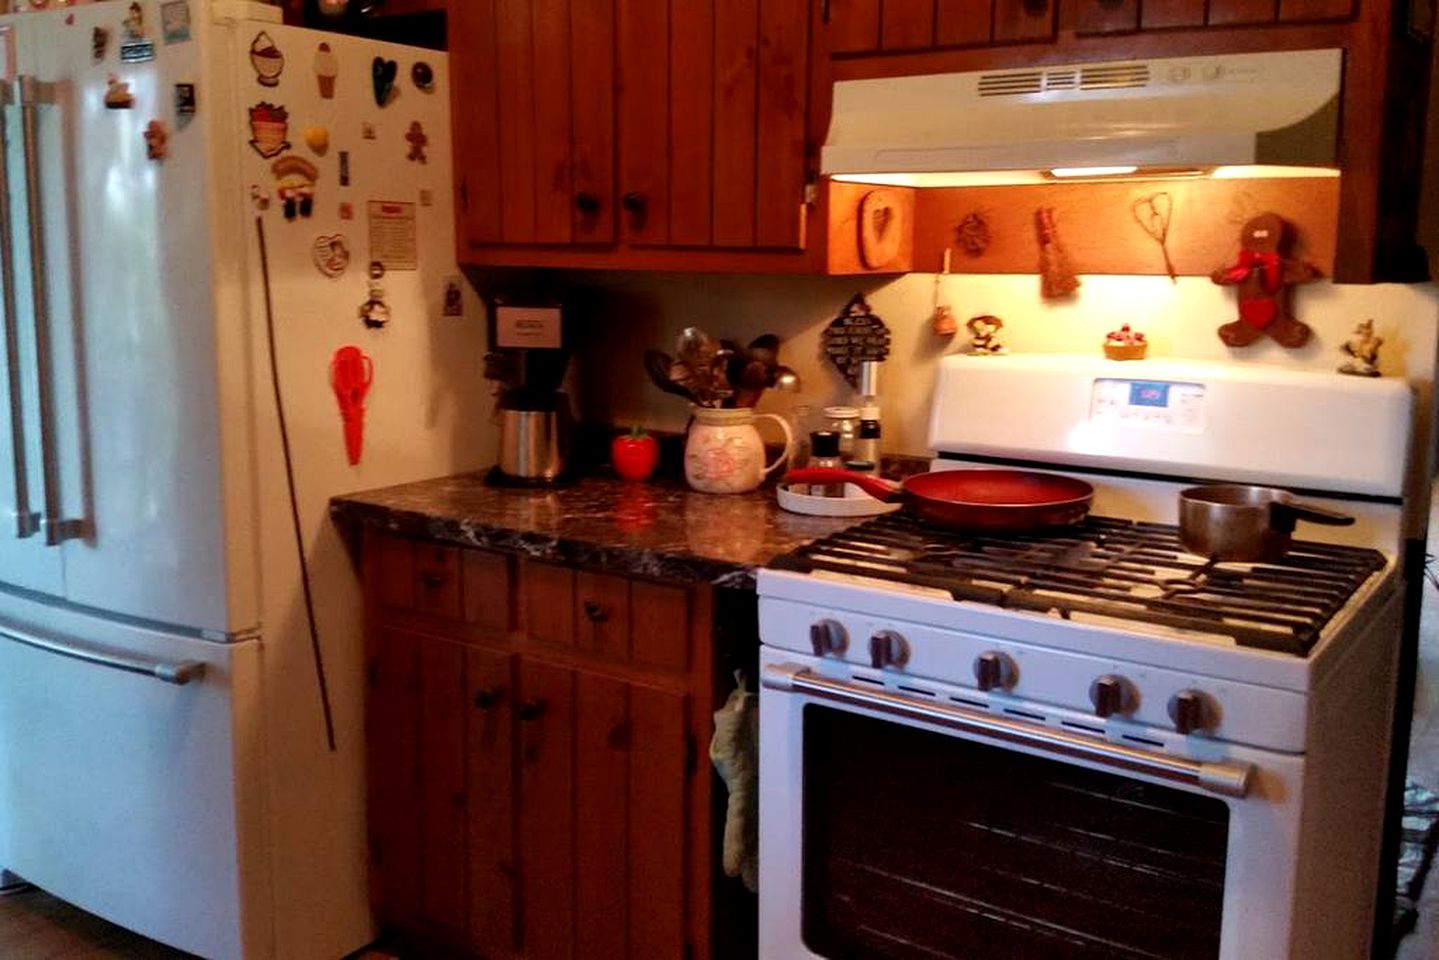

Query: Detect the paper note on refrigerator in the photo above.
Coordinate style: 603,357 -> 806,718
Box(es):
366,200 -> 416,270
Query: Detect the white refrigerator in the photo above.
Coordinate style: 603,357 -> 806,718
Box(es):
0,2 -> 492,957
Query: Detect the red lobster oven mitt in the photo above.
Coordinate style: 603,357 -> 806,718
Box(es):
1211,212 -> 1319,349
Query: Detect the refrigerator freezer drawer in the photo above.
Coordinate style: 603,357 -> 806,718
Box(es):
0,615 -> 263,960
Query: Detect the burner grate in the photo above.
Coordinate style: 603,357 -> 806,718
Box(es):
768,515 -> 1386,655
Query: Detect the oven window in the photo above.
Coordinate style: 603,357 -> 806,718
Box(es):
801,706 -> 1230,959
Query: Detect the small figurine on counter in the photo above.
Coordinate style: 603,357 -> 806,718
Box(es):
1211,212 -> 1320,349
966,314 -> 1007,355
1104,324 -> 1148,361
1338,319 -> 1384,377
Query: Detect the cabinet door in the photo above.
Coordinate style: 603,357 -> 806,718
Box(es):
827,0 -> 881,52
619,0 -> 810,250
1073,0 -> 1140,33
992,0 -> 1056,41
367,628 -> 422,929
466,648 -> 517,957
518,660 -> 576,959
452,0 -> 616,247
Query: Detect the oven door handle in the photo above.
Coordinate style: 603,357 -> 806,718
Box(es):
763,665 -> 1254,799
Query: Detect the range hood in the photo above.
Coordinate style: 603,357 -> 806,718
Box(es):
823,48 -> 1343,186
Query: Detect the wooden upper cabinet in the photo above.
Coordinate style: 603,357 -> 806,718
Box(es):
451,0 -> 812,263
618,0 -> 811,251
449,0 -> 615,248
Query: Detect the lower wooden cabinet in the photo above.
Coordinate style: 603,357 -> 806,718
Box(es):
362,533 -> 723,959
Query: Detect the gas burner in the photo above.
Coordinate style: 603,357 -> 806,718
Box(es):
768,514 -> 1385,655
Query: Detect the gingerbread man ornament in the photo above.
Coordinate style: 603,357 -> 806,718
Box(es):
1211,212 -> 1319,349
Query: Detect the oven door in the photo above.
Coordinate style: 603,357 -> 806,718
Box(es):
758,648 -> 1305,960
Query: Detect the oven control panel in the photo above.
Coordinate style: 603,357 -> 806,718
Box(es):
1090,378 -> 1206,432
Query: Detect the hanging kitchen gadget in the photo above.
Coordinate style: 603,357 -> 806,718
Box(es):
822,294 -> 891,389
1132,192 -> 1177,283
931,249 -> 957,337
1036,207 -> 1079,299
329,345 -> 373,465
1211,212 -> 1319,349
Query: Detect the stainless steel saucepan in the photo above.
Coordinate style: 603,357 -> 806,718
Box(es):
1178,484 -> 1354,562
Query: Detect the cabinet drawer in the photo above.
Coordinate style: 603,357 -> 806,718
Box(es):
366,535 -> 513,637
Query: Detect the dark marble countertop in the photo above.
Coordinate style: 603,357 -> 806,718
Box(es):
329,471 -> 864,589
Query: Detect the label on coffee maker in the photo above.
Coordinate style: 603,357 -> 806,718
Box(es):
496,306 -> 562,349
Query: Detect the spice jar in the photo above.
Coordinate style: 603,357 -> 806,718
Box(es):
823,406 -> 860,459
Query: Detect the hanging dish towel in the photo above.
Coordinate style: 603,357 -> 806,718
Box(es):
709,678 -> 758,893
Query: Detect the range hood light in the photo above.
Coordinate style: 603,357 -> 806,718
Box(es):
1047,165 -> 1138,179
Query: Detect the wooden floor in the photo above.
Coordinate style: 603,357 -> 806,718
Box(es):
0,883 -> 397,960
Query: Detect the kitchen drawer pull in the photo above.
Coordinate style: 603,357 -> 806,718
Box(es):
582,599 -> 609,623
419,570 -> 446,589
0,83 -> 36,539
473,686 -> 503,710
574,192 -> 602,214
0,627 -> 206,685
762,664 -> 1253,798
517,699 -> 547,722
621,192 -> 647,213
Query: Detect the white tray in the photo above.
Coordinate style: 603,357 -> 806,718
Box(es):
776,483 -> 902,518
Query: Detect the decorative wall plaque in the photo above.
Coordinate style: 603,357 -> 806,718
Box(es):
822,293 -> 891,388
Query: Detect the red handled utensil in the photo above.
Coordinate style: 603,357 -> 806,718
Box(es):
785,467 -> 1094,533
330,345 -> 373,465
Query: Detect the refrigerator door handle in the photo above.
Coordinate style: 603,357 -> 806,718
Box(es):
0,83 -> 37,539
17,76 -> 81,546
0,625 -> 207,685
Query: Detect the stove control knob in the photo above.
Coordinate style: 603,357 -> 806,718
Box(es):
973,651 -> 1017,692
1168,690 -> 1215,735
869,630 -> 910,669
810,619 -> 848,658
1090,675 -> 1137,718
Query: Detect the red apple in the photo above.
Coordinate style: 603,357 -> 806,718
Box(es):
611,428 -> 659,481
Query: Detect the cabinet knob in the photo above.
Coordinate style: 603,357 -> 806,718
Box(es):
419,570 -> 445,589
582,599 -> 610,623
1022,0 -> 1049,13
473,687 -> 503,710
517,699 -> 548,722
621,192 -> 647,213
574,192 -> 602,214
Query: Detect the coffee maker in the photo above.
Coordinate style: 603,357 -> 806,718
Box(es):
485,299 -> 571,485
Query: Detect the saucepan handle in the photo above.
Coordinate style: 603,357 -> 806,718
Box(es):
785,468 -> 903,502
1272,499 -> 1355,527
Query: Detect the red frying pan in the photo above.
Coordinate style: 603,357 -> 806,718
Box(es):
786,468 -> 1094,532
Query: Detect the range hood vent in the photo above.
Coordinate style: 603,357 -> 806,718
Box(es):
824,49 -> 1342,185
978,63 -> 1149,97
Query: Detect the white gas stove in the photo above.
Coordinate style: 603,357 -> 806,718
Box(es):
757,355 -> 1414,960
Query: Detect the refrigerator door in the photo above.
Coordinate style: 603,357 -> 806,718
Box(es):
0,18 -> 63,596
24,4 -> 241,636
0,594 -> 265,960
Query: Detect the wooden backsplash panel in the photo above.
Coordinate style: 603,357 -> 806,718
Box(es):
909,178 -> 1340,277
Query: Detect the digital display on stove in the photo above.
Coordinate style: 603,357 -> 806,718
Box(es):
1090,379 -> 1206,432
1129,381 -> 1171,407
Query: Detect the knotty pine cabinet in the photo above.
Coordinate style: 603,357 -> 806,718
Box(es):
448,0 -> 819,272
362,532 -> 739,959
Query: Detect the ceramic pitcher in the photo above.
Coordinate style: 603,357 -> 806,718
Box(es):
684,407 -> 794,494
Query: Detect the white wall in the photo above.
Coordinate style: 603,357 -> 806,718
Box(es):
564,271 -> 1439,465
